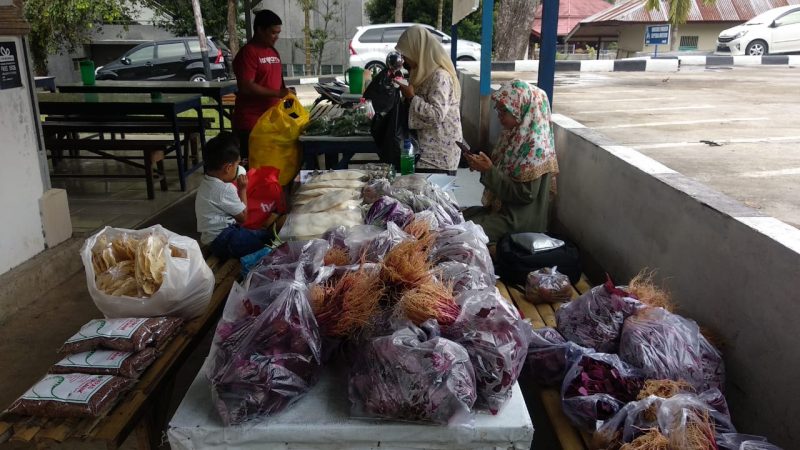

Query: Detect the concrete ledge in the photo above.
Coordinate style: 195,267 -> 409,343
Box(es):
457,59 -> 678,72
515,60 -> 539,72
580,59 -> 615,72
706,55 -> 734,66
679,55 -> 795,66
614,59 -> 647,71
645,58 -> 680,71
555,60 -> 582,72
732,56 -> 763,66
551,114 -> 800,448
0,237 -> 85,325
762,55 -> 790,65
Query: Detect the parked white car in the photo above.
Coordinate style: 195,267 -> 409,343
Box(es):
716,5 -> 800,56
349,23 -> 481,70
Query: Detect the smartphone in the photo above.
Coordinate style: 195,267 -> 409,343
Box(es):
456,141 -> 479,155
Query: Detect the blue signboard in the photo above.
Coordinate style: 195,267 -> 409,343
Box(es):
645,24 -> 671,46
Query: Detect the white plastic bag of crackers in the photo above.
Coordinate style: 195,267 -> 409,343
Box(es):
81,225 -> 214,319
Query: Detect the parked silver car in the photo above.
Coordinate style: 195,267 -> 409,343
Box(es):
349,23 -> 481,70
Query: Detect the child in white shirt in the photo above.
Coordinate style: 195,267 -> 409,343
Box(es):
195,132 -> 270,259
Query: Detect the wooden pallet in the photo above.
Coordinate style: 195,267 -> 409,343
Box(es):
497,274 -> 595,450
0,255 -> 240,450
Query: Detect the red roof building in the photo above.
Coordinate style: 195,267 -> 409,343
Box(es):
567,0 -> 800,56
531,0 -> 615,38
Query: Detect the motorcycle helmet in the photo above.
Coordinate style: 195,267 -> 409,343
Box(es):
385,51 -> 404,72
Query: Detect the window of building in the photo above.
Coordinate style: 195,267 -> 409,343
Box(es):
679,36 -> 699,50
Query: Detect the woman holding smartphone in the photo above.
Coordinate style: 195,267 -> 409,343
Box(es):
462,80 -> 559,243
395,25 -> 463,172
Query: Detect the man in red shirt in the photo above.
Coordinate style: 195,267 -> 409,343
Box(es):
233,9 -> 288,163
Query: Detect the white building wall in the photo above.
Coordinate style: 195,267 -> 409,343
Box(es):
0,35 -> 47,275
617,23 -> 733,56
255,0 -> 370,73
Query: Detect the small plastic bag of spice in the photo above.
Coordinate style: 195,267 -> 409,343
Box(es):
7,373 -> 133,418
526,266 -> 573,304
59,317 -> 182,355
50,348 -> 157,379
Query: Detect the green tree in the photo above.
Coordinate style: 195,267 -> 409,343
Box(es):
145,0 -> 246,45
365,0 -> 484,42
23,0 -> 133,75
295,0 -> 341,75
298,0 -> 315,74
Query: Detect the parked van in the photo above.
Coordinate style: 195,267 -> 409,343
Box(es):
716,5 -> 800,56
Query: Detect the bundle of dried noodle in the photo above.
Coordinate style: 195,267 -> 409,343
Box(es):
402,218 -> 432,240
380,235 -> 435,290
629,269 -> 674,311
312,266 -> 385,337
619,429 -> 669,450
396,280 -> 460,327
637,379 -> 693,401
668,409 -> 717,450
637,379 -> 693,422
323,246 -> 350,266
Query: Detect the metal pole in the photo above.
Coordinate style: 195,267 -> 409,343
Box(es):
537,0 -> 559,106
478,0 -> 494,150
450,24 -> 458,67
245,1 -> 254,41
191,0 -> 213,80
596,37 -> 601,60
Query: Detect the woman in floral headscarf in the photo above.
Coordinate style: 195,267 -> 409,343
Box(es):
463,80 -> 559,243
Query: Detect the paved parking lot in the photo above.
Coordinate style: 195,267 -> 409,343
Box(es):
543,66 -> 800,228
298,66 -> 800,228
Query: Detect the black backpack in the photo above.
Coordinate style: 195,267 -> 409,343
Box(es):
363,69 -> 410,169
495,233 -> 582,285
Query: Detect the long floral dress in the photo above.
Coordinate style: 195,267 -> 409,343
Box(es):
407,68 -> 463,171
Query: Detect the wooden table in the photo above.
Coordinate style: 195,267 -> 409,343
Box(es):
299,134 -> 379,170
37,92 -> 205,192
57,81 -> 238,130
34,76 -> 56,92
300,101 -> 380,170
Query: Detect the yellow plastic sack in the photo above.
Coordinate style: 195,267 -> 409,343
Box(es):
249,93 -> 310,185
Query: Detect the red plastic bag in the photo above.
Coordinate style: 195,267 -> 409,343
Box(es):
243,166 -> 286,230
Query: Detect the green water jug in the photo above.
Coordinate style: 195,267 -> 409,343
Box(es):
79,60 -> 95,86
344,66 -> 364,95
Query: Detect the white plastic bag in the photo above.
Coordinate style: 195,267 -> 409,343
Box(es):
81,225 -> 214,319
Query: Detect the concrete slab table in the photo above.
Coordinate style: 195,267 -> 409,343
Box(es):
168,361 -> 534,450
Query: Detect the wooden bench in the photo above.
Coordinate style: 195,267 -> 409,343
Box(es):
0,254 -> 241,450
496,275 -> 595,450
42,116 -> 210,159
45,138 -> 172,200
42,118 -> 208,192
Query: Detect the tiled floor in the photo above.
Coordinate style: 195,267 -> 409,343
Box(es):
50,157 -> 204,235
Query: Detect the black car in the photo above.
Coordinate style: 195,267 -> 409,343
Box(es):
96,37 -> 228,82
